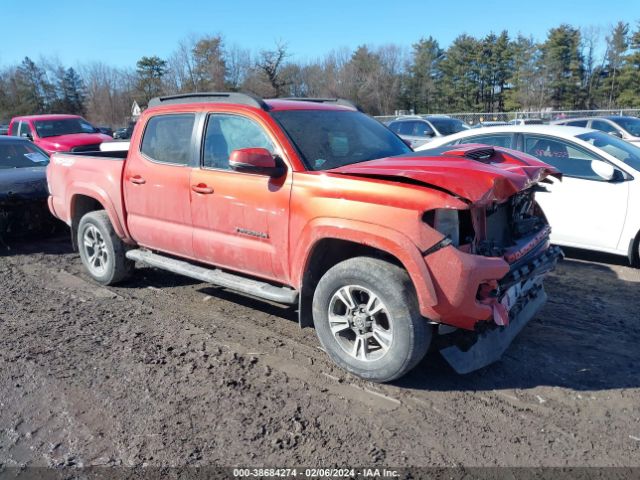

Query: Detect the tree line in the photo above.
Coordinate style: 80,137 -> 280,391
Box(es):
1,21 -> 639,126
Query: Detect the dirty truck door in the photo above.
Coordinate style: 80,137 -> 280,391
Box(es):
123,113 -> 197,258
190,113 -> 291,282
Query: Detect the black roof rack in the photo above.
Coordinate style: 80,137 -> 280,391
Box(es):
275,97 -> 361,111
148,92 -> 269,110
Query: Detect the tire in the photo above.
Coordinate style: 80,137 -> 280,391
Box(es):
77,210 -> 134,285
631,233 -> 640,268
312,256 -> 431,383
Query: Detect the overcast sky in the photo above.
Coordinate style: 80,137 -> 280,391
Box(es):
2,0 -> 639,68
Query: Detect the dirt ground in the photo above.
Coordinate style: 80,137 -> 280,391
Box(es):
1,234 -> 639,469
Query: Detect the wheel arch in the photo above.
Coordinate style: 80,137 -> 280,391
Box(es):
69,191 -> 128,250
293,220 -> 438,327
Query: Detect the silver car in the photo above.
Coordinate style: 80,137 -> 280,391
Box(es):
553,116 -> 640,145
387,115 -> 470,148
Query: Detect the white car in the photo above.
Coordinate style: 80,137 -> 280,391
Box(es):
416,125 -> 640,265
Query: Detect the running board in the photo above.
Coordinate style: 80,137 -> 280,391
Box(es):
125,249 -> 298,305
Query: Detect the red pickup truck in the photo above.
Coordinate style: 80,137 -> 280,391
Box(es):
47,93 -> 562,382
8,114 -> 113,154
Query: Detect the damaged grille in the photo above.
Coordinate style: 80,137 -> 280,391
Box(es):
476,188 -> 547,257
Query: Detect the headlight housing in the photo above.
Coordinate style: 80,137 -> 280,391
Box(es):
424,208 -> 460,246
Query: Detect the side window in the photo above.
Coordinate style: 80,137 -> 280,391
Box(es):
9,123 -> 19,136
523,135 -> 608,181
388,122 -> 401,134
413,121 -> 434,137
18,122 -> 32,137
396,122 -> 415,136
591,120 -> 617,134
203,114 -> 274,170
566,120 -> 588,127
459,134 -> 512,148
140,114 -> 195,165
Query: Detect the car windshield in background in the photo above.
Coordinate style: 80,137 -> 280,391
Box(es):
577,131 -> 640,171
34,118 -> 97,138
428,118 -> 469,135
271,110 -> 411,171
0,140 -> 49,169
611,117 -> 640,137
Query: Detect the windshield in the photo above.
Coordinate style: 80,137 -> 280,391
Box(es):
428,118 -> 469,135
0,140 -> 49,169
34,118 -> 97,138
610,117 -> 640,137
271,110 -> 411,170
577,131 -> 640,171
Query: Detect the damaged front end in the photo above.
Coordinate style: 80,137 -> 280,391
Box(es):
436,186 -> 564,373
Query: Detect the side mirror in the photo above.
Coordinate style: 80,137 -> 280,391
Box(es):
590,160 -> 616,181
609,130 -> 623,138
21,132 -> 33,141
229,148 -> 285,177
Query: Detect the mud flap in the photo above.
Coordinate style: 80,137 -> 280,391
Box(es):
440,289 -> 547,374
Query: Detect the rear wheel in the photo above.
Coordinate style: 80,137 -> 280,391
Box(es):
312,257 -> 431,383
77,211 -> 133,285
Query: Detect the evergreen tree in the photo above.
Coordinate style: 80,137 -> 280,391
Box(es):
408,37 -> 443,113
539,25 -> 585,109
136,56 -> 167,105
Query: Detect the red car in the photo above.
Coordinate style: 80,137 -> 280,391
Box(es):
8,114 -> 112,154
46,93 -> 562,382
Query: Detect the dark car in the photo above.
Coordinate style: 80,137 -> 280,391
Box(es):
0,124 -> 9,135
113,122 -> 136,140
0,137 -> 56,239
97,126 -> 114,137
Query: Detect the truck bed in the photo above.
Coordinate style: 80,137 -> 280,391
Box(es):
47,152 -> 129,239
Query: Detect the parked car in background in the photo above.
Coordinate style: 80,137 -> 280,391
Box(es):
8,114 -> 113,154
97,126 -> 114,137
0,136 -> 56,238
387,115 -> 469,148
0,124 -> 9,135
46,93 -> 561,381
471,121 -> 510,128
553,116 -> 640,144
509,118 -> 544,126
417,125 -> 640,265
113,122 -> 136,140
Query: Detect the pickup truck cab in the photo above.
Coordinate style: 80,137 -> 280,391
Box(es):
8,114 -> 113,154
47,93 -> 562,382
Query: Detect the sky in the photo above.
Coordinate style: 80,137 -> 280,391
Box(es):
1,0 -> 639,68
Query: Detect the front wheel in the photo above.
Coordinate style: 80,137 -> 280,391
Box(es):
77,210 -> 134,285
312,257 -> 431,383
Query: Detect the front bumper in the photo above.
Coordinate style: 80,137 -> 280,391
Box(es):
440,285 -> 547,374
434,244 -> 563,374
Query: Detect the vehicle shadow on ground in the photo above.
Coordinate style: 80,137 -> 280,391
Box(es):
397,255 -> 640,392
0,232 -> 71,257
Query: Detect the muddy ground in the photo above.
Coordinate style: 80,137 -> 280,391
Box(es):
0,234 -> 639,469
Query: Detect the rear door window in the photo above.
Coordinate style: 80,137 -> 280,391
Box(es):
591,120 -> 618,134
9,122 -> 19,136
140,114 -> 195,165
413,121 -> 434,137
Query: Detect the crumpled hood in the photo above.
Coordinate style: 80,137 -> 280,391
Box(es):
0,167 -> 48,200
330,145 -> 560,204
37,132 -> 113,152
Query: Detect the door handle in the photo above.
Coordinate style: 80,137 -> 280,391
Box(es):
192,183 -> 214,194
130,175 -> 146,185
